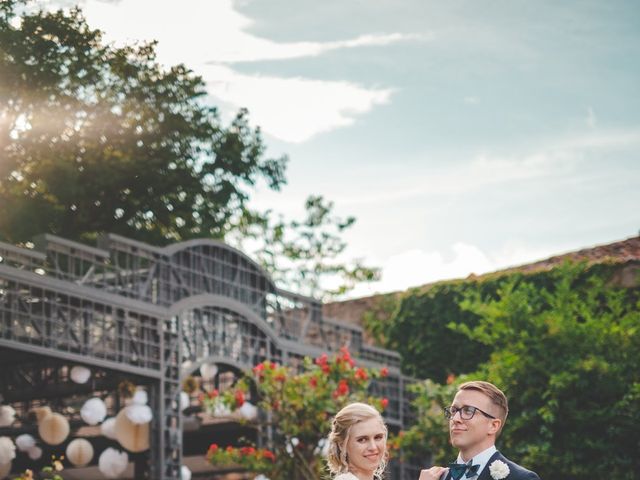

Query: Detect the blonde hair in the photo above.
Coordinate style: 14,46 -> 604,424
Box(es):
327,402 -> 388,479
458,381 -> 509,427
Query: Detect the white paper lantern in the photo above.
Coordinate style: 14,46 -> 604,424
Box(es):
199,363 -> 218,381
70,366 -> 91,384
15,434 -> 36,452
27,446 -> 42,460
81,398 -> 107,425
0,461 -> 11,479
114,408 -> 149,452
101,417 -> 118,440
124,405 -> 152,424
179,392 -> 189,411
239,401 -> 258,421
98,447 -> 128,479
0,437 -> 16,465
34,407 -> 69,446
130,389 -> 148,406
0,406 -> 15,427
66,438 -> 94,467
181,465 -> 192,480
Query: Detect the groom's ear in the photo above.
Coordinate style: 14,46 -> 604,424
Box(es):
488,418 -> 502,435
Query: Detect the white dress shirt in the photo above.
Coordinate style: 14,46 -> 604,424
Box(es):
456,445 -> 497,478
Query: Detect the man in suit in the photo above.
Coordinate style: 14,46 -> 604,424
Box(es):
419,381 -> 540,480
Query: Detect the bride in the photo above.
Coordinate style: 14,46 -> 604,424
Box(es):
327,402 -> 388,480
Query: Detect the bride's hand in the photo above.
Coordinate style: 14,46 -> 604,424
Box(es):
419,466 -> 448,480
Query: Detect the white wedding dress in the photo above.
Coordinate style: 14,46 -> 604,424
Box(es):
333,474 -> 359,480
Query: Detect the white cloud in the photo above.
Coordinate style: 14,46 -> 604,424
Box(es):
74,0 -> 419,143
81,0 -> 424,65
202,65 -> 394,143
347,241 -> 560,298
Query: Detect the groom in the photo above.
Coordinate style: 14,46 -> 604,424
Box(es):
419,381 -> 540,480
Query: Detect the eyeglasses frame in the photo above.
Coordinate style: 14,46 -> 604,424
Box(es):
444,404 -> 497,420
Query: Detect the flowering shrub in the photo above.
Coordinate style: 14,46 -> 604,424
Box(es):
206,444 -> 276,474
204,347 -> 389,479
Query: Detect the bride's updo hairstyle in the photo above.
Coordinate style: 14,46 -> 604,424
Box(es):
327,402 -> 388,478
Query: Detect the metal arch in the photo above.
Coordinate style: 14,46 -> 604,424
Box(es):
163,238 -> 275,284
169,293 -> 281,345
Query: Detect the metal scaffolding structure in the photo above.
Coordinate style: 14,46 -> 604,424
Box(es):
0,233 -> 420,479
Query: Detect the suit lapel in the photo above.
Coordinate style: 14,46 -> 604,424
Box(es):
476,451 -> 502,480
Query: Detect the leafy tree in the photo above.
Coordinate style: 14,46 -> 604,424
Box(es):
397,263 -> 640,480
201,348 -> 389,479
232,195 -> 380,300
0,1 -> 378,299
0,0 -> 286,245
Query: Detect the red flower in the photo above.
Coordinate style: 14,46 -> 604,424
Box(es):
309,377 -> 318,388
226,446 -> 234,453
355,368 -> 368,381
263,450 -> 276,462
235,390 -> 245,407
275,373 -> 286,382
208,443 -> 219,454
208,389 -> 219,399
240,446 -> 256,456
381,397 -> 389,409
380,367 -> 389,377
315,353 -> 328,366
253,363 -> 265,374
340,347 -> 355,367
446,373 -> 456,385
333,379 -> 349,398
321,364 -> 330,374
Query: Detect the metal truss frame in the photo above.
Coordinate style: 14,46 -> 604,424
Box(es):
0,233 -> 418,479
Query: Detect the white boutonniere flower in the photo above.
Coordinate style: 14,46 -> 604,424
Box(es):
489,460 -> 510,480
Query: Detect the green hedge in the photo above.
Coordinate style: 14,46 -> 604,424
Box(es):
381,261 -> 640,479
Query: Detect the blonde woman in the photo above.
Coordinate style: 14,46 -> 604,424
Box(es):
327,402 -> 388,480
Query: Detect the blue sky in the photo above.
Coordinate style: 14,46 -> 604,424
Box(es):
44,0 -> 640,296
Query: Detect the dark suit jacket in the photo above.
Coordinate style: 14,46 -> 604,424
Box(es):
443,451 -> 540,480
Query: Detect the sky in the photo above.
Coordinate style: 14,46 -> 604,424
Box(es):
41,0 -> 640,297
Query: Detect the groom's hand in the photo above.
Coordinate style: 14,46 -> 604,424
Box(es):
419,466 -> 448,480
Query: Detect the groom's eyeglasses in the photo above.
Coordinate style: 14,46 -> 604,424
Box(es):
444,405 -> 496,420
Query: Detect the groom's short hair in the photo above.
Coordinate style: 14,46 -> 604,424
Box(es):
458,380 -> 509,425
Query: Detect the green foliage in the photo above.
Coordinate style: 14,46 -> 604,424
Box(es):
398,263 -> 640,480
203,349 -> 389,479
0,0 -> 287,244
390,379 -> 458,465
370,280 -> 492,382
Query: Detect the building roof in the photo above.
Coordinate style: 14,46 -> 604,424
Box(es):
323,234 -> 640,331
